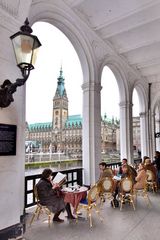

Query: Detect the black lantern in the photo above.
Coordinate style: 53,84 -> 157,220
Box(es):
0,18 -> 41,108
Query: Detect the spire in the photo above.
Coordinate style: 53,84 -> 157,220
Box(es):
55,66 -> 67,97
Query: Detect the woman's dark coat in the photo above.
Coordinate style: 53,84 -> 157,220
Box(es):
36,178 -> 65,213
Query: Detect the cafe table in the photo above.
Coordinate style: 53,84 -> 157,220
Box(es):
62,186 -> 88,213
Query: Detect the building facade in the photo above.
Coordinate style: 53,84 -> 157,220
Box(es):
25,68 -> 119,155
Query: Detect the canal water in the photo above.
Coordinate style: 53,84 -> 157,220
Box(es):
25,162 -> 82,176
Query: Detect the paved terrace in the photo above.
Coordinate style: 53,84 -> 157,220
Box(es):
23,191 -> 160,240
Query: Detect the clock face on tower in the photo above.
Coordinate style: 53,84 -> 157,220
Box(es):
63,110 -> 67,117
55,110 -> 59,115
54,101 -> 60,107
62,101 -> 68,108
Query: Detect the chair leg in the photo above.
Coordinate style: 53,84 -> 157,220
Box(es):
94,205 -> 103,222
30,205 -> 52,227
88,209 -> 92,228
48,213 -> 51,227
86,208 -> 90,219
144,192 -> 151,207
44,208 -> 51,227
154,183 -> 158,192
85,208 -> 92,227
30,206 -> 40,226
134,194 -> 137,205
130,196 -> 136,211
37,207 -> 42,220
111,199 -> 115,208
30,213 -> 36,226
120,195 -> 124,211
99,195 -> 105,209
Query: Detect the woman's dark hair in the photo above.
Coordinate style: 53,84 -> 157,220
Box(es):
143,156 -> 149,164
99,162 -> 107,168
122,158 -> 128,163
41,168 -> 52,179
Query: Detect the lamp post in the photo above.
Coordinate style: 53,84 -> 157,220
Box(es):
0,18 -> 41,108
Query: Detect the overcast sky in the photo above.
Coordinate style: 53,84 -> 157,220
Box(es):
26,22 -> 139,124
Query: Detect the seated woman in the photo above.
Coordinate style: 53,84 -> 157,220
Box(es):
113,165 -> 131,200
117,159 -> 137,180
144,158 -> 157,181
121,164 -> 136,183
133,163 -> 147,190
36,168 -> 75,223
113,165 -> 136,203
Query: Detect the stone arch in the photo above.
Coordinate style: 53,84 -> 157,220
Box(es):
28,1 -> 101,185
152,91 -> 160,113
132,80 -> 149,157
149,91 -> 160,156
99,56 -> 129,103
28,1 -> 96,86
99,56 -> 134,162
133,80 -> 148,114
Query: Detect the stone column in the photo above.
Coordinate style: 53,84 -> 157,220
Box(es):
119,101 -> 133,164
155,120 -> 160,151
155,110 -> 160,151
148,110 -> 156,159
139,112 -> 149,157
82,82 -> 102,185
151,112 -> 156,158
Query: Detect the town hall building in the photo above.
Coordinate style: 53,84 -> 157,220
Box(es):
25,67 -> 119,156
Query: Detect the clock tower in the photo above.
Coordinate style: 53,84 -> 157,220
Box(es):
52,67 -> 68,131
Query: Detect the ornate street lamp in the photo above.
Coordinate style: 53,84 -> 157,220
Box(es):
0,18 -> 41,108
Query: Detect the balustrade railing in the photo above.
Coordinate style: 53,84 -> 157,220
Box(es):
106,161 -> 121,169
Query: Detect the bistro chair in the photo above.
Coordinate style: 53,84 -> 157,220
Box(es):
104,167 -> 114,177
98,177 -> 115,208
133,179 -> 151,207
76,184 -> 103,227
119,177 -> 135,211
146,170 -> 158,193
29,186 -> 52,227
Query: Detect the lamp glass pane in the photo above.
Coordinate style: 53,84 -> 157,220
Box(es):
31,48 -> 39,66
12,34 -> 34,67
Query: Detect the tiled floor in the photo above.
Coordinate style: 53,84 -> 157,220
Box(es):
24,192 -> 160,240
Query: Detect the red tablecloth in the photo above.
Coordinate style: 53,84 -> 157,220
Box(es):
63,186 -> 88,211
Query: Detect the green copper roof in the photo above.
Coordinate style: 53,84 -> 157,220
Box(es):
65,115 -> 82,127
102,113 -> 115,124
27,114 -> 118,131
27,115 -> 82,130
56,67 -> 65,97
28,122 -> 52,131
